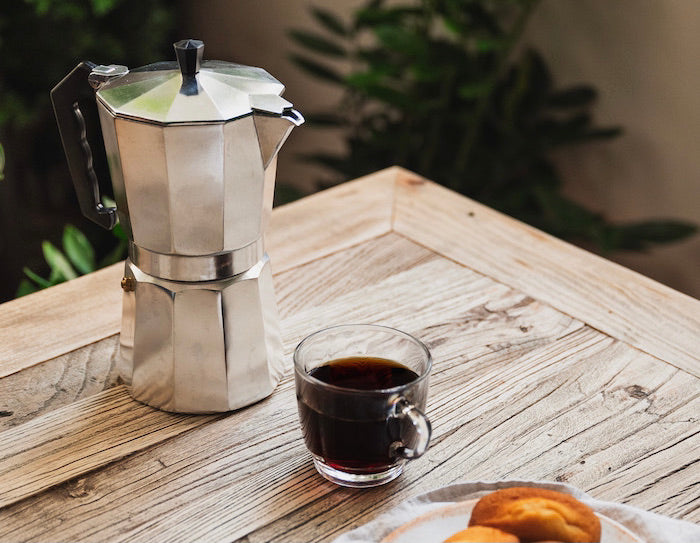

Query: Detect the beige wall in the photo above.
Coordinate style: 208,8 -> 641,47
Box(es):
525,1 -> 700,298
184,0 -> 699,298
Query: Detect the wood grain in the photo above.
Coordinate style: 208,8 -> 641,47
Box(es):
0,335 -> 120,431
0,241 -> 585,540
5,164 -> 696,379
0,263 -> 123,379
0,385 -> 219,509
0,233 -> 427,431
391,168 -> 700,377
1,168 -> 698,542
273,232 -> 434,320
2,239 -> 696,542
267,167 -> 396,275
245,332 -> 700,542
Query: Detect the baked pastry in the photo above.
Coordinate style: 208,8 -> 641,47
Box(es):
468,487 -> 601,542
444,525 -> 519,542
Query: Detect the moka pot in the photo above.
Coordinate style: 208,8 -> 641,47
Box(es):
51,39 -> 303,413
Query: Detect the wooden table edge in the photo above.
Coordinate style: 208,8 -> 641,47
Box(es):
1,166 -> 697,379
389,167 -> 700,376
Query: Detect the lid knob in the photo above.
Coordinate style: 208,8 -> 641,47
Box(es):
175,39 -> 204,76
174,39 -> 204,95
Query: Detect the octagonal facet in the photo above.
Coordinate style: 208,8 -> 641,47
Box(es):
120,257 -> 284,413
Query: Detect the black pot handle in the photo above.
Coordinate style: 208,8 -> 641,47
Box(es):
51,61 -> 117,230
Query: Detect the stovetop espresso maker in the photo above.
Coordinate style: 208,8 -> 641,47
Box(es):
51,39 -> 303,413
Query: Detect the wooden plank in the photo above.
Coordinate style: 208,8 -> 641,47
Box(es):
274,232 -> 435,320
5,323 -> 697,541
0,335 -> 120,432
0,257 -> 617,542
391,168 -> 700,377
0,168 -> 397,380
2,167 -> 698,543
0,385 -> 219,509
267,167 -> 397,275
0,263 -> 123,379
244,333 -> 700,542
583,407 -> 700,521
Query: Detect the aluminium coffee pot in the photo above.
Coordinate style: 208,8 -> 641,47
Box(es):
51,39 -> 303,413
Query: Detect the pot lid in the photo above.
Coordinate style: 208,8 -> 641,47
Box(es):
95,39 -> 292,124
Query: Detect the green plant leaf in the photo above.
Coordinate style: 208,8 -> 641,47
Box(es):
274,183 -> 306,207
15,279 -> 39,298
289,54 -> 343,84
548,85 -> 597,108
356,48 -> 403,77
443,14 -> 466,37
289,30 -> 346,57
63,224 -> 96,275
113,222 -> 128,240
355,82 -> 409,108
289,0 -> 697,255
475,37 -> 504,52
580,127 -> 623,140
303,112 -> 347,127
98,238 -> 128,267
22,267 -> 52,289
510,49 -> 552,113
42,241 -> 78,281
345,70 -> 385,90
355,6 -> 422,28
609,220 -> 698,251
90,0 -> 119,16
25,0 -> 51,15
458,82 -> 491,99
310,6 -> 349,36
373,24 -> 424,56
463,2 -> 503,37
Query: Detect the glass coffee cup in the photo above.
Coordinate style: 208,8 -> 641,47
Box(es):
294,324 -> 432,487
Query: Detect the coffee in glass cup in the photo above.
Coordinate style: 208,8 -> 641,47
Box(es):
294,324 -> 432,487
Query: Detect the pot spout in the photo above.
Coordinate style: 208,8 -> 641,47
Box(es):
252,98 -> 305,169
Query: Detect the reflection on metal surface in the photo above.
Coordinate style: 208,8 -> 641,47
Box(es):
101,108 -> 301,256
121,256 -> 283,413
96,59 -> 287,124
85,41 -> 303,413
129,240 -> 263,282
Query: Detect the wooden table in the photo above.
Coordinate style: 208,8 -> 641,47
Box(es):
0,167 -> 698,542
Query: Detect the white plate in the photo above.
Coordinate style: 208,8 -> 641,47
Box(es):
381,498 -> 644,543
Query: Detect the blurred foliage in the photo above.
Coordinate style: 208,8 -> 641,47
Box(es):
274,182 -> 306,207
0,0 -> 175,130
289,0 -> 696,252
17,222 -> 127,297
1,0 -> 176,297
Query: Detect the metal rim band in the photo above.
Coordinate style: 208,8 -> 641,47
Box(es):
129,240 -> 264,281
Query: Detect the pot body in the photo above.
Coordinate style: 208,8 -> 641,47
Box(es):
96,107 -> 289,413
97,107 -> 282,256
119,256 -> 284,414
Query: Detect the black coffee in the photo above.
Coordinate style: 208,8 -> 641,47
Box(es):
308,356 -> 418,390
297,357 -> 420,473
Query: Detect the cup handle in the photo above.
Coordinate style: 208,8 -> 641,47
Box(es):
390,398 -> 432,459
